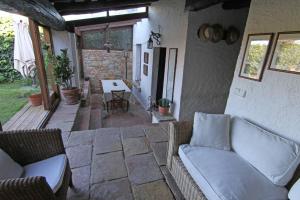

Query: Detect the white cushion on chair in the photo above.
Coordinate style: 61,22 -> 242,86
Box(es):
289,178 -> 300,200
23,154 -> 67,193
190,112 -> 231,150
0,148 -> 23,180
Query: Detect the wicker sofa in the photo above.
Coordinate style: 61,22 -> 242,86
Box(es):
0,129 -> 72,200
167,120 -> 300,200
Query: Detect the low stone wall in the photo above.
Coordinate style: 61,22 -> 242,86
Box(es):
82,49 -> 133,93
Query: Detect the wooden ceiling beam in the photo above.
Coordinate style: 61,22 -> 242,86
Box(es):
54,0 -> 157,15
185,0 -> 221,11
67,12 -> 148,32
0,0 -> 66,31
185,0 -> 251,11
75,19 -> 141,34
222,0 -> 251,9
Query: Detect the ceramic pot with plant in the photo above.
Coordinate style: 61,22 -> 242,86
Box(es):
158,98 -> 170,115
28,93 -> 42,106
52,49 -> 79,105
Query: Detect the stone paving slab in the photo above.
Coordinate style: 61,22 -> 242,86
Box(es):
160,166 -> 184,200
121,126 -> 145,140
67,130 -> 95,147
144,127 -> 168,143
47,121 -> 74,132
61,131 -> 71,146
67,165 -> 91,200
159,122 -> 169,133
66,145 -> 92,169
90,178 -> 133,200
91,151 -> 127,184
150,142 -> 168,166
132,180 -> 174,200
94,128 -> 122,154
125,153 -> 163,185
123,137 -> 150,157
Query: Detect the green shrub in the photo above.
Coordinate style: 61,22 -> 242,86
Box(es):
0,17 -> 22,82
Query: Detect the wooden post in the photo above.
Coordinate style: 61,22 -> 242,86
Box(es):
29,19 -> 50,110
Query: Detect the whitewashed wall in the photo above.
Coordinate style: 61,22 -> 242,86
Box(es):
133,0 -> 188,119
225,0 -> 300,143
179,5 -> 249,120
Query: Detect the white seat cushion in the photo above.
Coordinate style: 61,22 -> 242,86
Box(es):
190,112 -> 231,151
0,148 -> 23,180
179,144 -> 288,200
23,154 -> 67,193
231,117 -> 300,186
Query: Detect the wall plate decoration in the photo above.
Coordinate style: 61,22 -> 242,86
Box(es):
166,48 -> 178,102
144,52 -> 149,64
269,32 -> 300,74
143,64 -> 148,76
239,33 -> 274,81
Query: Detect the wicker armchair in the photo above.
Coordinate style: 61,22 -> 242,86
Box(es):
0,129 -> 72,200
167,121 -> 300,200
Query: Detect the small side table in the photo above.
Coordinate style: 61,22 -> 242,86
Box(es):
152,111 -> 176,124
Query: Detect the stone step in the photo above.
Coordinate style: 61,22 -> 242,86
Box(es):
89,108 -> 102,130
72,106 -> 91,131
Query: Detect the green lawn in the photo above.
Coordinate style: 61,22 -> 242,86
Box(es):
0,81 -> 40,124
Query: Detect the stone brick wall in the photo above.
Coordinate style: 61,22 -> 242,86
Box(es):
82,49 -> 133,92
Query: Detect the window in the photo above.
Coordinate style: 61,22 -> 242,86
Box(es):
109,7 -> 147,16
82,31 -> 105,49
82,26 -> 133,50
63,11 -> 107,21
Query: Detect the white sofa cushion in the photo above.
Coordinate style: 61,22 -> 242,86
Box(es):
0,148 -> 23,180
23,154 -> 67,193
231,117 -> 300,186
190,112 -> 231,150
289,178 -> 300,200
179,144 -> 288,200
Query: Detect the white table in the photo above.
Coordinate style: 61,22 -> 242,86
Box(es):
101,80 -> 131,102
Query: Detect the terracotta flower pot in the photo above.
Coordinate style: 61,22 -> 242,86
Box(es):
159,106 -> 170,116
28,93 -> 42,106
61,87 -> 80,105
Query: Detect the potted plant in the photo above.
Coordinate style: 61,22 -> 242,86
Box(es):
52,49 -> 79,105
28,92 -> 42,106
158,98 -> 171,115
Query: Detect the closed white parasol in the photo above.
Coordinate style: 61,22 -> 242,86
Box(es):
13,20 -> 35,77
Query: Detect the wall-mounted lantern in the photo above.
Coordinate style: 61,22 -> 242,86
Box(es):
147,30 -> 161,49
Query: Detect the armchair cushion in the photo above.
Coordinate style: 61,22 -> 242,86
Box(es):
0,149 -> 23,180
22,154 -> 67,193
190,112 -> 231,151
289,178 -> 300,200
178,144 -> 288,200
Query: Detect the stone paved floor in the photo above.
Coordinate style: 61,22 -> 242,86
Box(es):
65,123 -> 184,200
102,97 -> 152,128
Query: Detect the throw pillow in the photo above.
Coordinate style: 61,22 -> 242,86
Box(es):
190,112 -> 231,151
0,148 -> 24,180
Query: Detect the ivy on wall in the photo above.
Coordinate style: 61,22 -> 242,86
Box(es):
0,17 -> 22,82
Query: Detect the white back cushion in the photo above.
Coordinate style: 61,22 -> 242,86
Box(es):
231,117 -> 300,186
190,112 -> 231,151
289,178 -> 300,200
0,148 -> 23,180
